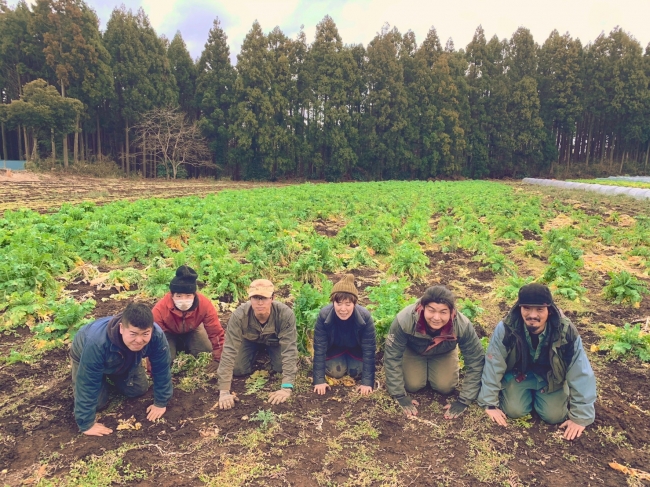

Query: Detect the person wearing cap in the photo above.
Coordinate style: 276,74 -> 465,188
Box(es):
383,285 -> 485,419
216,279 -> 299,408
312,274 -> 376,396
152,266 -> 224,372
477,283 -> 596,440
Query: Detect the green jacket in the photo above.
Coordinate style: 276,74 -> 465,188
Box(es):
384,302 -> 486,404
217,300 -> 298,391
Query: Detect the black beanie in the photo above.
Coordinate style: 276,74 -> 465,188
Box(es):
518,283 -> 554,307
170,265 -> 198,294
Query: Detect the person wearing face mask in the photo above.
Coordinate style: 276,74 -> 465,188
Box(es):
217,279 -> 299,409
312,274 -> 376,396
70,302 -> 172,436
478,283 -> 596,441
384,285 -> 485,419
152,265 -> 224,372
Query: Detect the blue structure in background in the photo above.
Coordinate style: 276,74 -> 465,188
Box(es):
1,160 -> 26,170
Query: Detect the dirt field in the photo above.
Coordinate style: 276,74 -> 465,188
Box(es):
0,171 -> 285,213
0,179 -> 649,486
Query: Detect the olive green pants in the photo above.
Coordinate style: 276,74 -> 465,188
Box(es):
402,346 -> 459,395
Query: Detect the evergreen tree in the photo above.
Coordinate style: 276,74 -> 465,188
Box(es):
363,24 -> 407,179
229,20 -> 273,179
168,31 -> 197,119
104,6 -> 177,174
195,18 -> 235,173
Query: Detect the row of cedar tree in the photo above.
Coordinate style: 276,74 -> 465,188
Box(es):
1,0 -> 650,180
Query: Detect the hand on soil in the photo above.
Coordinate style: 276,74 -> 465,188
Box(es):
218,390 -> 239,410
400,399 -> 419,417
146,405 -> 167,421
83,422 -> 113,436
485,407 -> 508,427
356,385 -> 373,396
443,401 -> 468,419
268,388 -> 292,404
559,419 -> 585,440
313,383 -> 330,395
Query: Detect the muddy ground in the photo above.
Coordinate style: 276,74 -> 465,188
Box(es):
1,181 -> 650,486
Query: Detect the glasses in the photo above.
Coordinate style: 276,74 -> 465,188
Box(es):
250,295 -> 271,302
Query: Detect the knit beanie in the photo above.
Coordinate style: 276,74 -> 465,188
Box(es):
170,265 -> 198,294
517,283 -> 554,307
331,274 -> 358,298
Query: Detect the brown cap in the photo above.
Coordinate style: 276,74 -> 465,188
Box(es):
248,279 -> 274,298
331,274 -> 358,298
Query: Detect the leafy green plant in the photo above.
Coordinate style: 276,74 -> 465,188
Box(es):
33,297 -> 96,345
366,279 -> 415,345
457,298 -> 484,321
497,275 -> 535,301
292,280 -> 332,354
249,409 -> 276,430
603,271 -> 648,307
595,323 -> 650,362
244,370 -> 269,395
171,352 -> 213,392
542,248 -> 586,301
388,242 -> 429,280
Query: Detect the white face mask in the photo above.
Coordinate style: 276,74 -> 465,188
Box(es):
173,298 -> 194,311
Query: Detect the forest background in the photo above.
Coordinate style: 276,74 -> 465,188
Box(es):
1,0 -> 650,181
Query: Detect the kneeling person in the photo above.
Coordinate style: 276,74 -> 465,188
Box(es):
384,285 -> 485,419
152,265 -> 224,371
313,274 -> 376,396
217,279 -> 298,409
70,303 -> 173,436
478,283 -> 596,440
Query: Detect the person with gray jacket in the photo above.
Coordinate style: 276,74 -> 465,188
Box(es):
384,285 -> 485,419
217,279 -> 298,409
477,283 -> 596,440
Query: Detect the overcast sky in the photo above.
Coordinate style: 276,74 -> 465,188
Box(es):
24,0 -> 650,62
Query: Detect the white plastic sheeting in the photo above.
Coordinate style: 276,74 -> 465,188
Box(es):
522,178 -> 650,200
596,176 -> 650,183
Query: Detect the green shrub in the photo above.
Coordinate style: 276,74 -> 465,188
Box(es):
366,279 -> 415,345
595,323 -> 650,362
388,242 -> 429,280
603,271 -> 648,307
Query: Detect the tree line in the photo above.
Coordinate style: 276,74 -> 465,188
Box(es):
1,0 -> 649,180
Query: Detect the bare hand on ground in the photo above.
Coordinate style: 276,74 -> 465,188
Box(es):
485,407 -> 508,426
313,383 -> 330,395
559,420 -> 585,440
83,422 -> 113,436
218,390 -> 239,410
146,404 -> 166,421
268,388 -> 292,404
356,385 -> 373,396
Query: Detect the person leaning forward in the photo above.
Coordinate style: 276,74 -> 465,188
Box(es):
217,279 -> 298,409
477,283 -> 597,440
384,285 -> 485,419
152,265 -> 224,372
70,302 -> 172,436
312,274 -> 377,396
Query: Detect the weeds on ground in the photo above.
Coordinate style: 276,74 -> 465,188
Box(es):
603,271 -> 649,307
595,425 -> 628,447
248,409 -> 276,430
244,370 -> 269,395
171,352 -> 213,392
200,452 -> 284,487
594,323 -> 650,362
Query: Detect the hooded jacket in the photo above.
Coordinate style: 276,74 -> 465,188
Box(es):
312,304 -> 377,387
70,314 -> 172,432
152,292 -> 224,360
477,302 -> 597,426
383,301 -> 485,405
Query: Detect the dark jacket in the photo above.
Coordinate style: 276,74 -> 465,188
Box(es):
478,302 -> 596,426
70,315 -> 172,432
384,301 -> 485,404
152,292 -> 224,360
312,304 -> 377,387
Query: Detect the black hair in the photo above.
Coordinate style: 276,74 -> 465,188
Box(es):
420,285 -> 455,311
331,292 -> 358,305
122,302 -> 154,330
